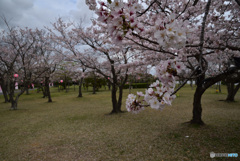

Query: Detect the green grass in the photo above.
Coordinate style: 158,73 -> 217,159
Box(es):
0,85 -> 240,160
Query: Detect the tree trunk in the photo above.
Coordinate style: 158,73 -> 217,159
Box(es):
191,85 -> 205,125
110,84 -> 122,114
129,82 -> 132,94
65,76 -> 68,92
47,89 -> 52,102
190,79 -> 194,90
215,82 -> 221,93
37,86 -> 40,93
1,80 -> 10,103
11,100 -> 18,110
42,86 -> 46,98
191,71 -> 205,125
26,88 -> 29,95
226,83 -> 240,102
3,89 -> 10,103
9,80 -> 22,110
218,82 -> 221,93
189,65 -> 238,125
117,86 -> 124,112
93,74 -> 96,94
45,77 -> 52,102
78,78 -> 84,97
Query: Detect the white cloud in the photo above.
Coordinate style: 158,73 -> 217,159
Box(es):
0,0 -> 94,29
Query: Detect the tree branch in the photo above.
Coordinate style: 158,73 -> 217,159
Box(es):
137,0 -> 158,17
235,0 -> 240,6
198,0 -> 212,71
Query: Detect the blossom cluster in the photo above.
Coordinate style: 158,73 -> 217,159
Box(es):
126,59 -> 185,113
126,93 -> 144,113
93,0 -> 143,44
86,0 -> 187,47
153,14 -> 187,49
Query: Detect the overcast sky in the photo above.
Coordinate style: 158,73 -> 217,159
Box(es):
0,0 -> 95,30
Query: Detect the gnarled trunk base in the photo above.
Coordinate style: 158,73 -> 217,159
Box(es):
110,84 -> 124,114
226,83 -> 240,102
110,108 -> 123,114
11,101 -> 18,110
190,82 -> 205,125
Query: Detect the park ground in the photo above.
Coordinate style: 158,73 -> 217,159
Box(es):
0,85 -> 240,160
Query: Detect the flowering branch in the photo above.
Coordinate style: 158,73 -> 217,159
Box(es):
126,59 -> 185,113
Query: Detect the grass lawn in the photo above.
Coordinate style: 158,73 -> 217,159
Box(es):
0,85 -> 240,160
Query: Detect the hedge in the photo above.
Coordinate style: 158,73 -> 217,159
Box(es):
123,83 -> 150,89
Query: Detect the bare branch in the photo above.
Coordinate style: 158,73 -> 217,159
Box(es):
193,0 -> 199,6
137,0 -> 158,17
198,0 -> 212,71
235,0 -> 240,6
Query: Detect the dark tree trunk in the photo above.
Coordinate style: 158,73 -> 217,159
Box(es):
189,66 -> 238,125
1,80 -> 10,103
65,76 -> 68,92
26,88 -> 29,95
110,84 -> 122,114
78,78 -> 84,97
9,80 -> 24,110
117,86 -> 124,111
215,82 -> 221,93
9,81 -> 17,110
37,86 -> 40,93
191,85 -> 205,125
218,82 -> 221,93
191,71 -> 205,125
47,89 -> 52,102
11,100 -> 18,110
45,77 -> 52,102
93,74 -> 96,94
190,79 -> 194,90
92,86 -> 96,94
226,83 -> 240,102
42,86 -> 46,98
3,89 -> 10,103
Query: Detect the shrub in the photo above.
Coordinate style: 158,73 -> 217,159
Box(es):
123,83 -> 150,89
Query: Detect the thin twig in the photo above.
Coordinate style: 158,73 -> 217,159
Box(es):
171,66 -> 200,96
137,0 -> 158,17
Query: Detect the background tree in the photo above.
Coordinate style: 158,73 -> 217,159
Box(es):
0,18 -> 49,109
33,29 -> 61,102
51,20 -> 143,113
224,70 -> 240,102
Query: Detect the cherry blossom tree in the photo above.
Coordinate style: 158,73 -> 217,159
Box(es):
0,52 -> 10,103
51,19 -> 144,113
34,29 -> 61,102
86,0 -> 240,124
68,62 -> 87,97
0,26 -> 35,109
225,75 -> 240,102
0,18 -> 51,109
223,57 -> 240,101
